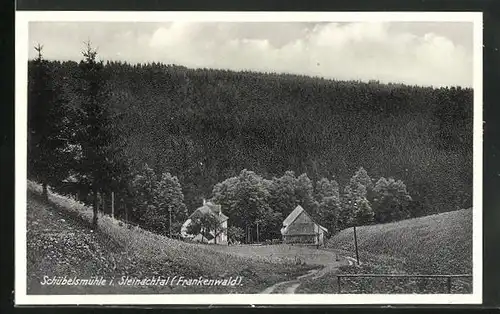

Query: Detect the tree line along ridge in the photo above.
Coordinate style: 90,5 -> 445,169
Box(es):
27,42 -> 473,242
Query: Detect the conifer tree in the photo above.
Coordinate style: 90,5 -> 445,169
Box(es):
28,43 -> 73,200
354,197 -> 375,225
26,56 -> 472,225
350,167 -> 373,191
75,41 -> 126,227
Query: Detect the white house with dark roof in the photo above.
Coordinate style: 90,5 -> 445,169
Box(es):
280,205 -> 328,246
181,200 -> 228,244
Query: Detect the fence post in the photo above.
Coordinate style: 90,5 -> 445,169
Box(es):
111,192 -> 115,219
447,277 -> 452,293
256,221 -> 259,243
96,192 -> 100,212
337,276 -> 342,293
353,226 -> 360,265
102,193 -> 106,214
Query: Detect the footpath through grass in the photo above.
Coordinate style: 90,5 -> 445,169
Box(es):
26,182 -> 316,294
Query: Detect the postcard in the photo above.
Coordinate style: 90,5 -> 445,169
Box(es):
15,11 -> 483,305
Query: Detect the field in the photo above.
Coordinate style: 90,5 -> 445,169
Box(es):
205,243 -> 343,266
25,181 -> 474,295
26,182 -> 317,294
317,209 -> 473,293
328,208 -> 472,275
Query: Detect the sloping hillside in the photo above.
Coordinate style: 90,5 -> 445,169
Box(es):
26,182 -> 316,294
327,208 -> 473,275
30,60 -> 473,216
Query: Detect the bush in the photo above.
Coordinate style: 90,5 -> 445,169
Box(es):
228,226 -> 245,243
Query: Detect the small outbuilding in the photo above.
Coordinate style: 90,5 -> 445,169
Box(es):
280,205 -> 328,246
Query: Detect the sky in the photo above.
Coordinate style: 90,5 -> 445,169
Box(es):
28,21 -> 474,87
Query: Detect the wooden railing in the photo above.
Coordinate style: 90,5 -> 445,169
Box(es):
337,274 -> 473,293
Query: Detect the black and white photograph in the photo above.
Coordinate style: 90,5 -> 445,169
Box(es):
15,11 -> 483,305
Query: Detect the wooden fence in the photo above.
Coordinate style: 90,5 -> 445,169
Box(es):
337,274 -> 473,294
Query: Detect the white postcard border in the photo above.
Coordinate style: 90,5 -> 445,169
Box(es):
15,11 -> 483,305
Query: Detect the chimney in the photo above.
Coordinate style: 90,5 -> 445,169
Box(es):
202,198 -> 206,206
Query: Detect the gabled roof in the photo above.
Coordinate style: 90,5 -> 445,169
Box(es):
283,222 -> 316,235
188,202 -> 228,223
282,205 -> 305,227
281,205 -> 328,234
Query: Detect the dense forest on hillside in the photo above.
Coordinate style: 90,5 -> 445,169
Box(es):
28,59 -> 473,225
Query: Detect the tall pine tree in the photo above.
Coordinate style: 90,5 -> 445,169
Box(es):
28,44 -> 73,200
75,41 -> 127,227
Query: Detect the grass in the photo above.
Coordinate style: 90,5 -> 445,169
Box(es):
204,243 -> 341,266
26,181 -> 317,294
324,209 -> 473,293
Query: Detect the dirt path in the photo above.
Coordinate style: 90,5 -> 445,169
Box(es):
203,242 -> 350,294
260,268 -> 320,294
260,258 -> 348,294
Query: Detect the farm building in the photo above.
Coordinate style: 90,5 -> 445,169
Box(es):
180,200 -> 228,244
280,205 -> 328,246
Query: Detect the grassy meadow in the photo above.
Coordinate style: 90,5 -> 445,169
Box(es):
26,181 -> 318,294
25,180 -> 474,295
204,243 -> 344,266
319,209 -> 473,293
